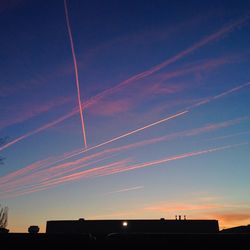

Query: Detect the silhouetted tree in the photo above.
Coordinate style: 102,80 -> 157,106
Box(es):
0,139 -> 9,232
0,205 -> 8,228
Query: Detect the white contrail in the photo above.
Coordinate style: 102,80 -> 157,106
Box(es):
64,0 -> 88,148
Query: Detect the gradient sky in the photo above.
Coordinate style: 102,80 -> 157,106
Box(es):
0,0 -> 250,232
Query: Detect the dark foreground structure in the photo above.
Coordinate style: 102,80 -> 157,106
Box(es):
1,219 -> 250,249
46,218 -> 219,235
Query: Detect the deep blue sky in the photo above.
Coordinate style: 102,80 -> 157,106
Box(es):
0,0 -> 250,232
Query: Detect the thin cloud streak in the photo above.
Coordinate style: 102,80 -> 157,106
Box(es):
0,111 -> 188,188
1,142 -> 249,198
144,203 -> 221,212
48,110 -> 188,163
64,0 -> 88,148
0,96 -> 72,130
207,130 -> 250,141
84,16 -> 249,108
97,142 -> 250,177
1,78 -> 248,153
1,159 -> 130,198
106,186 -> 144,195
0,116 -> 245,190
0,17 -> 247,151
190,81 -> 250,108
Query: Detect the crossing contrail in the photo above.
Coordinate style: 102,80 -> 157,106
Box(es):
49,110 -> 188,162
0,17 -> 248,152
1,79 -> 249,153
64,0 -> 87,148
1,116 -> 246,192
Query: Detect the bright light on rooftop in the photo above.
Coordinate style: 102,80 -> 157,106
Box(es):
122,221 -> 128,227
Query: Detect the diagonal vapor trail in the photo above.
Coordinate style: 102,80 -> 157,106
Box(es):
46,110 -> 189,163
100,142 -> 250,176
81,16 -> 249,109
189,81 -> 250,108
0,116 -> 247,193
0,159 -> 130,198
106,186 -> 144,195
0,114 -> 247,191
2,142 -> 249,198
0,110 -> 189,187
0,80 -> 249,154
64,0 -> 87,148
0,17 -> 248,152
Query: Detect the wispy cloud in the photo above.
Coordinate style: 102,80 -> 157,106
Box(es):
190,81 -> 250,108
0,17 -> 247,150
206,130 -> 250,141
144,203 -> 221,212
84,17 -> 249,109
89,98 -> 133,116
1,141 -> 249,199
0,116 -> 246,196
0,96 -> 72,130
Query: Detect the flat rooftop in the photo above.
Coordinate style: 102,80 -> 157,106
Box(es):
46,219 -> 219,234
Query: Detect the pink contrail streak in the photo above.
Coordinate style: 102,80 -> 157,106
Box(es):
2,142 -> 249,198
82,16 -> 249,108
95,142 -> 250,177
106,186 -> 144,194
190,81 -> 250,108
64,0 -> 87,148
52,110 -> 188,162
0,114 -> 244,189
0,17 -> 248,152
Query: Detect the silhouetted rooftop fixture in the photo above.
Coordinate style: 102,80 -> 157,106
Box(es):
179,215 -> 181,220
28,225 -> 39,234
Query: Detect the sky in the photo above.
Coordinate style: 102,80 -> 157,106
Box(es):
0,0 -> 250,232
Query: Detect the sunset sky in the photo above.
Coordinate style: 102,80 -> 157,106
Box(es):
0,0 -> 250,232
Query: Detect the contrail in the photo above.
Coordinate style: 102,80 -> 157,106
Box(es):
1,79 -> 248,153
189,81 -> 250,109
49,110 -> 188,162
0,111 -> 75,152
0,114 -> 244,188
206,130 -> 250,141
0,111 -> 189,193
0,159 -> 130,198
0,110 -> 188,188
95,142 -> 250,177
2,142 -> 249,198
82,16 -> 249,108
64,0 -> 87,148
0,155 -> 113,194
106,186 -> 144,195
0,17 -> 248,152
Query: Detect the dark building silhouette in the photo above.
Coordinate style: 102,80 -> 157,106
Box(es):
46,218 -> 219,235
220,224 -> 250,234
